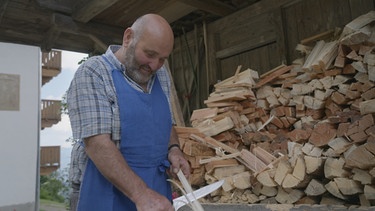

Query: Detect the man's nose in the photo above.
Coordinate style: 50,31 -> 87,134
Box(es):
149,58 -> 164,71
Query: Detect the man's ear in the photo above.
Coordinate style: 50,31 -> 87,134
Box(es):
123,28 -> 133,47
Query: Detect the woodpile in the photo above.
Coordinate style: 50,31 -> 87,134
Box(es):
175,11 -> 375,207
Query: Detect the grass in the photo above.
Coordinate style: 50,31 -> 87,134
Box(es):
39,199 -> 68,211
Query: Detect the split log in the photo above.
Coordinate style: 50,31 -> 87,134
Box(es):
305,179 -> 326,196
345,143 -> 375,169
324,157 -> 350,179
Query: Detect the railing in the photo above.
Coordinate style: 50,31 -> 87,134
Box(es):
42,51 -> 61,70
41,99 -> 61,129
40,146 -> 60,175
42,50 -> 62,85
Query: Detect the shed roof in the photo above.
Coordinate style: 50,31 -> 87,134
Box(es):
1,0 -> 259,54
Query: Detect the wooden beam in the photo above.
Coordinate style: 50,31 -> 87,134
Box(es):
88,34 -> 108,52
72,0 -> 119,23
0,0 -> 9,24
53,13 -> 123,44
158,1 -> 196,23
165,60 -> 186,126
41,25 -> 61,52
177,0 -> 235,17
36,0 -> 73,13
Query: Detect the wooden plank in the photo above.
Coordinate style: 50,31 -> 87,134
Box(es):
174,126 -> 201,134
349,0 -> 375,19
199,152 -> 241,164
216,33 -> 276,59
240,149 -> 267,173
72,0 -> 119,23
190,107 -> 218,122
158,1 -> 196,23
204,92 -> 248,104
164,60 -> 185,127
255,65 -> 293,88
302,40 -> 326,70
195,116 -> 234,137
178,0 -> 234,17
214,68 -> 258,88
252,146 -> 276,165
182,140 -> 215,156
300,29 -> 336,45
204,158 -> 239,173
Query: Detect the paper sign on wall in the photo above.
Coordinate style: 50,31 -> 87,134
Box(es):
0,73 -> 20,111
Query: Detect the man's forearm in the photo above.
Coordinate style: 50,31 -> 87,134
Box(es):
84,134 -> 147,202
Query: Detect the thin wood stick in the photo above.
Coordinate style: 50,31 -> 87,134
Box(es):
199,152 -> 241,164
232,65 -> 242,83
257,115 -> 275,131
177,170 -> 204,211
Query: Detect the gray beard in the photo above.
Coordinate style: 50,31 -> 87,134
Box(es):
124,45 -> 153,85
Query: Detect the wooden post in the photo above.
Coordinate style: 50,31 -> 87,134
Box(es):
165,60 -> 185,126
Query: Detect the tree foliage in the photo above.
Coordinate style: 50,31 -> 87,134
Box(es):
40,169 -> 70,203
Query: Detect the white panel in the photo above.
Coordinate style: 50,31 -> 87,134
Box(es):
0,42 -> 40,210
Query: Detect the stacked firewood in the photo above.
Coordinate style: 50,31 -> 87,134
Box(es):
175,11 -> 375,207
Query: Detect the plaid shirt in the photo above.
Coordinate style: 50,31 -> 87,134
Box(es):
67,45 -> 173,142
68,141 -> 88,185
67,45 -> 174,184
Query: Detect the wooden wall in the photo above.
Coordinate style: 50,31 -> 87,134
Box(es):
169,0 -> 375,125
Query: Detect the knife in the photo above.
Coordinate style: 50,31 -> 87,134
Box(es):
172,180 -> 224,210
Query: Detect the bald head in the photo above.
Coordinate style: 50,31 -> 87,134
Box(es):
115,14 -> 174,87
130,14 -> 174,50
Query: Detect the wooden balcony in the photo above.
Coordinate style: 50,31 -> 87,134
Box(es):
40,51 -> 62,176
41,99 -> 61,130
40,146 -> 60,176
42,50 -> 61,86
41,50 -> 62,129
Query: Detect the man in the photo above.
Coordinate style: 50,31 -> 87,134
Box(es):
68,141 -> 87,211
67,14 -> 190,211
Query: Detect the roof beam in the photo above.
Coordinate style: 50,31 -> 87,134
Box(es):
0,0 -> 10,24
53,13 -> 123,42
72,0 -> 119,23
52,13 -> 123,53
158,1 -> 196,23
177,0 -> 235,17
36,0 -> 73,14
88,34 -> 108,53
41,25 -> 61,52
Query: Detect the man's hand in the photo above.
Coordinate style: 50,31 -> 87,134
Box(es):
134,187 -> 174,211
168,147 -> 190,178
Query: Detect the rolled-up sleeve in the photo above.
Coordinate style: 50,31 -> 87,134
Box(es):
67,58 -> 115,139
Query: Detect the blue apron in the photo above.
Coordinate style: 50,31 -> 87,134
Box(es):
77,56 -> 172,211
